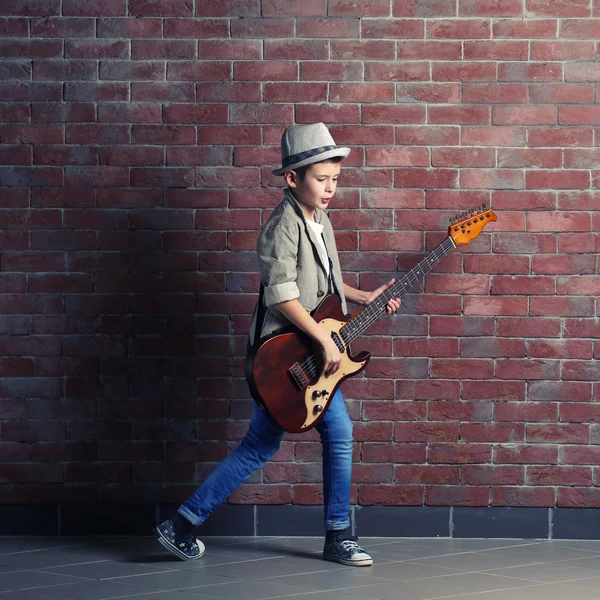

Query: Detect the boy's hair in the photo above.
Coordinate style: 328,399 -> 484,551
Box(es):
292,156 -> 343,181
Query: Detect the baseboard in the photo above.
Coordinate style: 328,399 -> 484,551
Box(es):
0,504 -> 596,539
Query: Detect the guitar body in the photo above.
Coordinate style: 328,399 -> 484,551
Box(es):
245,294 -> 371,433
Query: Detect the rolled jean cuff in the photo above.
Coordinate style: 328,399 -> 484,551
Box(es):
178,506 -> 204,527
325,518 -> 350,531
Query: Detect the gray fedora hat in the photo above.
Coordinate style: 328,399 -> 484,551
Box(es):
272,122 -> 351,176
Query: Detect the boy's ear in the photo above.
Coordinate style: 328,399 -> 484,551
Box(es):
284,170 -> 298,188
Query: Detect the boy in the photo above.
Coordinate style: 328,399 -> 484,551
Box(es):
155,123 -> 400,567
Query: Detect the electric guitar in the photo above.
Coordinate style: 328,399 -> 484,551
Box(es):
245,205 -> 497,433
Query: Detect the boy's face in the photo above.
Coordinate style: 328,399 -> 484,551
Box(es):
285,161 -> 341,221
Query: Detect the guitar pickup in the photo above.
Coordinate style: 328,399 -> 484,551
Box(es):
289,362 -> 309,391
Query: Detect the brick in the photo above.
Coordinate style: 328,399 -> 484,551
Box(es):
532,41 -> 594,60
425,189 -> 488,209
527,170 -> 590,190
557,275 -> 600,295
396,465 -> 459,485
397,83 -> 461,103
300,60 -> 363,81
427,19 -> 490,39
396,125 -> 459,146
233,17 -> 294,38
264,82 -> 328,102
296,104 -> 360,125
558,488 -> 600,508
133,125 -> 195,145
493,105 -> 556,125
66,40 -> 129,59
262,0 -> 324,15
365,62 -> 430,82
0,1 -> 60,15
464,40 -> 528,60
33,60 -> 98,81
495,444 -> 558,464
64,82 -> 129,102
462,466 -> 524,486
362,19 -> 424,38
462,126 -> 526,146
31,17 -> 95,37
527,211 -> 591,232
461,169 -> 524,190
100,61 -> 164,81
493,18 -> 557,38
430,358 -> 494,380
98,17 -> 161,37
461,422 -> 524,443
563,360 -> 600,381
461,337 -> 525,357
395,167 -> 458,188
498,62 -> 562,82
526,0 -> 590,17
561,403 -> 600,423
432,147 -> 494,167
430,105 -> 490,124
359,485 -> 424,505
0,145 -> 31,165
367,147 -> 429,167
398,41 -> 462,59
426,485 -> 489,506
492,486 -> 555,507
429,400 -> 493,421
394,422 -> 459,443
129,0 -> 193,15
498,149 -> 562,168
329,0 -> 391,15
495,401 -> 558,423
527,423 -> 589,444
560,191 -> 600,210
0,62 -> 31,81
332,40 -> 395,60
561,106 -> 600,124
266,39 -> 329,60
429,443 -> 492,464
330,125 -> 394,145
230,104 -> 293,124
529,466 -> 592,486
234,61 -> 297,81
463,83 -> 527,104
432,62 -> 496,81
562,446 -> 600,465
394,337 -> 459,357
363,401 -> 426,421
393,0 -> 456,17
0,82 -> 61,102
163,104 -> 227,124
463,380 -> 526,400
493,191 -> 556,212
395,379 -> 461,400
167,61 -> 231,81
533,254 -> 596,274
460,0 -> 523,16
529,126 -> 592,147
529,381 -> 591,402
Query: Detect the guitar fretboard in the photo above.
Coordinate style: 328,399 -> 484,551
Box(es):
340,236 -> 456,345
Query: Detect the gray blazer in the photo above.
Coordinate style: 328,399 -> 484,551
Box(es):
248,189 -> 347,344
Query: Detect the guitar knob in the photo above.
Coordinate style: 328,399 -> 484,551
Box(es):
312,390 -> 322,399
314,405 -> 323,414
321,390 -> 329,396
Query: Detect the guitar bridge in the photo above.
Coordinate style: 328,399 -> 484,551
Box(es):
289,362 -> 309,391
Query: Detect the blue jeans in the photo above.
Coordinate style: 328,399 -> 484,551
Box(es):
179,389 -> 353,532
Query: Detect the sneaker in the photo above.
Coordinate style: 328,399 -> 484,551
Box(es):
154,519 -> 205,561
323,535 -> 373,567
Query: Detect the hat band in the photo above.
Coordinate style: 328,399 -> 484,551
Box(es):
281,145 -> 337,168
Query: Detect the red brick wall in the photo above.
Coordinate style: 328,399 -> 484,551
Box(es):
1,0 -> 599,510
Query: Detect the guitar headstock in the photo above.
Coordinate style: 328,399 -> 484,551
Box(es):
448,205 -> 497,245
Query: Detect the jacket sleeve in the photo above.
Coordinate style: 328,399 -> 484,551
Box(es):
257,222 -> 301,307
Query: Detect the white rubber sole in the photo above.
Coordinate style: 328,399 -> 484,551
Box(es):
323,553 -> 373,567
155,528 -> 205,561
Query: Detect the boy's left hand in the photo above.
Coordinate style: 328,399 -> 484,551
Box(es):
365,278 -> 401,314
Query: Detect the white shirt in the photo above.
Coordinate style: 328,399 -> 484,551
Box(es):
306,219 -> 330,276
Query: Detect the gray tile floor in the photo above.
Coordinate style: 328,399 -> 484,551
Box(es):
3,536 -> 600,600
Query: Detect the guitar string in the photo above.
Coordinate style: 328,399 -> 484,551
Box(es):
298,237 -> 456,380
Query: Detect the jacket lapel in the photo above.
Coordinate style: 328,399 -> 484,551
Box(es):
284,189 -> 329,273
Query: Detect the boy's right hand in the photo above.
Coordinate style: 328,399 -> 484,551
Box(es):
319,335 -> 342,378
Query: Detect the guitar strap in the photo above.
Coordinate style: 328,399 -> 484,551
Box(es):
247,282 -> 266,351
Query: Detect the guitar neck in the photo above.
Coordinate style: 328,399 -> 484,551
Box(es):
340,236 -> 456,345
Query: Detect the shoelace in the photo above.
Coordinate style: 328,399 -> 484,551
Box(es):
337,538 -> 364,553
